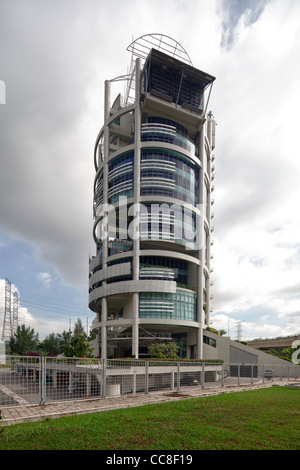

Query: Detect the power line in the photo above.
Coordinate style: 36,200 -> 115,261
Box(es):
0,293 -> 93,317
0,282 -> 95,337
20,299 -> 89,316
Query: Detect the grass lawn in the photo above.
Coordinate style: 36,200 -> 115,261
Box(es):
0,387 -> 299,450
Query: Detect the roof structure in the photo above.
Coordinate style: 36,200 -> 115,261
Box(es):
125,33 -> 215,105
145,48 -> 216,91
126,33 -> 193,66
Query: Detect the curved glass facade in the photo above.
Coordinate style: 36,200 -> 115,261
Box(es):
140,256 -> 188,285
141,148 -> 199,204
94,169 -> 103,211
140,202 -> 198,249
139,289 -> 197,322
108,151 -> 134,204
141,117 -> 198,157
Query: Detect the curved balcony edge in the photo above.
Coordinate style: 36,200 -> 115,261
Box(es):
89,279 -> 177,305
89,262 -> 131,288
89,246 -> 201,276
92,317 -> 200,330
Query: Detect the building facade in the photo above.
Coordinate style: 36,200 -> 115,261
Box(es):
89,34 -> 216,359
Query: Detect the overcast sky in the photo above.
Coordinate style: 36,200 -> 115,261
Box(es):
0,0 -> 299,342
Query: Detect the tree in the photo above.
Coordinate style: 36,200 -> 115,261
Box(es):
64,333 -> 93,358
219,329 -> 227,336
38,332 -> 66,356
148,342 -> 179,359
63,319 -> 93,358
268,347 -> 294,362
8,324 -> 39,355
73,318 -> 85,337
88,319 -> 97,341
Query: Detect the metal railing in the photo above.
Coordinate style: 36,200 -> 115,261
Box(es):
0,356 -> 299,407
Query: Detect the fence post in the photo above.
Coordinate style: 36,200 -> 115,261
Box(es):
102,358 -> 106,398
145,361 -> 149,394
201,362 -> 205,389
251,364 -> 253,385
238,364 -> 240,386
177,362 -> 180,392
40,356 -> 45,405
221,363 -> 224,387
133,372 -> 136,395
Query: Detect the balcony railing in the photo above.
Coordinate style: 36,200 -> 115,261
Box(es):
140,266 -> 175,280
141,123 -> 198,156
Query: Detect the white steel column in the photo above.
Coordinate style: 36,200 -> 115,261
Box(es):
197,265 -> 203,360
197,123 -> 205,359
132,58 -> 141,358
101,79 -> 111,360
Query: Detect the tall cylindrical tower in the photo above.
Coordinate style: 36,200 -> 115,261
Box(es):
89,34 -> 216,359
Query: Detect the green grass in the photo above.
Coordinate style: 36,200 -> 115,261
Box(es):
0,387 -> 299,450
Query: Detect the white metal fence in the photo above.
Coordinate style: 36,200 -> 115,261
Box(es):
0,356 -> 299,407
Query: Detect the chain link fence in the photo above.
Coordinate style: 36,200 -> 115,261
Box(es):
1,356 -> 299,407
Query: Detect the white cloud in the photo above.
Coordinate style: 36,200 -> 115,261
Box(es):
37,272 -> 52,288
0,0 -> 300,340
209,0 -> 300,339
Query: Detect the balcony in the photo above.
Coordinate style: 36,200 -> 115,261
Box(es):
141,123 -> 198,157
140,266 -> 175,281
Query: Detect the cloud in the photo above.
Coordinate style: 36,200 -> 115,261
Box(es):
0,0 -> 300,340
0,0 -> 99,288
205,0 -> 300,338
0,0 -> 220,289
17,306 -> 38,332
218,0 -> 270,49
37,272 -> 52,288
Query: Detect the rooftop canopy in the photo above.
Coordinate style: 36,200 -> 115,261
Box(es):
125,34 -> 215,106
145,47 -> 216,92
